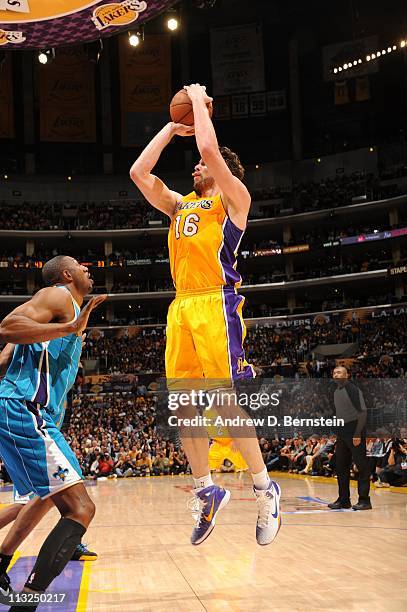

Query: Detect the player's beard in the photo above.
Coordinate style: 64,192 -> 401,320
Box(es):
193,176 -> 214,196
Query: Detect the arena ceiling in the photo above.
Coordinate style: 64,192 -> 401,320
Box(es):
0,0 -> 176,49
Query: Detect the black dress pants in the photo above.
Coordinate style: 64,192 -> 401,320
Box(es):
336,422 -> 370,503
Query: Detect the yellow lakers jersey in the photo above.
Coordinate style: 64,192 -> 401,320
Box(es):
168,192 -> 244,292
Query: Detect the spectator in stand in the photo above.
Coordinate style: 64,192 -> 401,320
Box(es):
135,452 -> 152,476
98,453 -> 114,477
375,439 -> 407,487
115,450 -> 134,478
152,452 -> 170,476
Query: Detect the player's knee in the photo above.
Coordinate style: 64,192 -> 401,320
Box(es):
68,496 -> 95,526
86,498 -> 96,521
77,497 -> 96,524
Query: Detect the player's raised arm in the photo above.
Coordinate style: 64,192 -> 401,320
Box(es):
0,288 -> 106,345
185,83 -> 251,229
129,122 -> 194,219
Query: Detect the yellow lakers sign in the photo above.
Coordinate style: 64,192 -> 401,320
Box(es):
0,1 -> 101,23
0,28 -> 25,44
92,1 -> 147,31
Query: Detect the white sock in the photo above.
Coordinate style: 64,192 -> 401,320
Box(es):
252,467 -> 270,490
193,474 -> 213,491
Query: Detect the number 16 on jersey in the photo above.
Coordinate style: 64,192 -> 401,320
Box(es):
174,213 -> 200,239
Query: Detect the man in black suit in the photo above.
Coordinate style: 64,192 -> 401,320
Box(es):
328,366 -> 372,511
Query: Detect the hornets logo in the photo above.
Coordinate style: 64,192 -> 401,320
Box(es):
53,466 -> 69,481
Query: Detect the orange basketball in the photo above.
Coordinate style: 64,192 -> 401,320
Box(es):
169,89 -> 213,126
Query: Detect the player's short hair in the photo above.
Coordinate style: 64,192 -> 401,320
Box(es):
219,146 -> 245,181
42,255 -> 71,286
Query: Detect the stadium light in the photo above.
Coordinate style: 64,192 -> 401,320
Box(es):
332,36 -> 406,74
167,17 -> 179,31
129,32 -> 140,47
38,49 -> 55,64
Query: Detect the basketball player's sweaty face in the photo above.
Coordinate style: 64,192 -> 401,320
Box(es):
64,257 -> 94,296
192,159 -> 214,196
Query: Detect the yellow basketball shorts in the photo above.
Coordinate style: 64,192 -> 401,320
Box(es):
165,286 -> 255,384
208,438 -> 248,472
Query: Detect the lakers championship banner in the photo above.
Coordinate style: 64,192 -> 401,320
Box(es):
0,51 -> 14,138
210,23 -> 265,96
0,1 -> 174,49
119,33 -> 171,145
38,46 -> 96,142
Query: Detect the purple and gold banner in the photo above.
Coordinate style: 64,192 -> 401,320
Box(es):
0,1 -> 174,49
0,51 -> 13,138
119,32 -> 171,145
38,45 -> 96,142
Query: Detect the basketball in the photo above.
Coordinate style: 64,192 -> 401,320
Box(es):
169,89 -> 213,125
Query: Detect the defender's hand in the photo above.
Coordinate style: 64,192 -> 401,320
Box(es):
75,295 -> 107,335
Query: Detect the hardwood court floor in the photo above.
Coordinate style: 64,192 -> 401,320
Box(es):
0,473 -> 406,612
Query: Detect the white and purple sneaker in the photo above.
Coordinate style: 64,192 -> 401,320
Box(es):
189,485 -> 231,545
254,480 -> 282,545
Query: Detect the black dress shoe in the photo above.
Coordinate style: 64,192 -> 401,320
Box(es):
327,500 -> 352,509
352,500 -> 372,510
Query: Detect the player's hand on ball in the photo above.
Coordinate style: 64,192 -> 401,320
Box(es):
184,83 -> 213,105
170,123 -> 195,137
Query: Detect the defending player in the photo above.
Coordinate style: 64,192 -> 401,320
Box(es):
0,339 -> 97,597
130,83 -> 281,546
0,256 -> 105,607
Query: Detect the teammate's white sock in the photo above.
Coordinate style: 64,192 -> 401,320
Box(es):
193,474 -> 213,491
252,467 -> 270,490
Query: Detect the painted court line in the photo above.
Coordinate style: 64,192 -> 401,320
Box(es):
8,556 -> 84,611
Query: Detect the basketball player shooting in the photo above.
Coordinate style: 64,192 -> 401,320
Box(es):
0,256 -> 105,607
130,83 -> 281,546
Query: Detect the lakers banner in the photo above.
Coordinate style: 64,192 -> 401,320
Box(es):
246,303 -> 407,329
334,80 -> 349,105
210,23 -> 265,96
119,33 -> 171,145
0,51 -> 13,138
0,1 -> 174,49
38,46 -> 96,142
